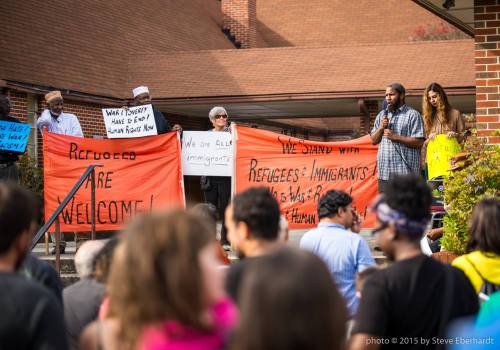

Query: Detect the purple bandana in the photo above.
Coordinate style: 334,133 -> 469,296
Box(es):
371,196 -> 429,236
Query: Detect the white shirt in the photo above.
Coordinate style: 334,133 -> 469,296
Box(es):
37,109 -> 83,137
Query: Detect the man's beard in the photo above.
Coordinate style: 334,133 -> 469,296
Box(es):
387,102 -> 397,112
388,97 -> 402,112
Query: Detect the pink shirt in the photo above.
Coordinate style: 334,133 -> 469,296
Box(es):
140,298 -> 237,350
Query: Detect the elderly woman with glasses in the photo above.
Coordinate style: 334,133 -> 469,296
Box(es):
200,107 -> 232,248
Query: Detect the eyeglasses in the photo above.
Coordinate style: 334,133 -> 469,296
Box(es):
215,114 -> 228,120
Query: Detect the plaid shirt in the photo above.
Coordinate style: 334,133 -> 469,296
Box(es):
371,104 -> 425,180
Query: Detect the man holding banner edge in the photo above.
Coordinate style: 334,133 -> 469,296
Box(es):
37,90 -> 84,254
132,86 -> 181,134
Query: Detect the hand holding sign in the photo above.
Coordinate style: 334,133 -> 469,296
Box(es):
0,120 -> 30,153
426,134 -> 461,179
181,131 -> 232,176
102,104 -> 157,138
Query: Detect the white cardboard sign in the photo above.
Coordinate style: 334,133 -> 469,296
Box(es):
102,104 -> 157,138
181,131 -> 233,176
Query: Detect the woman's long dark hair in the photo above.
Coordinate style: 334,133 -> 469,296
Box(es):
422,82 -> 452,135
466,198 -> 500,255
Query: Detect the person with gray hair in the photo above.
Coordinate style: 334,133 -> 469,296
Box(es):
63,240 -> 107,350
201,106 -> 232,248
208,106 -> 231,131
74,240 -> 106,278
370,83 -> 425,193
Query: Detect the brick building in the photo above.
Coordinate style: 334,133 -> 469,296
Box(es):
474,0 -> 500,143
1,0 -> 493,156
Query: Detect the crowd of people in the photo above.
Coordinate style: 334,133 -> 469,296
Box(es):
0,80 -> 498,349
0,174 -> 498,349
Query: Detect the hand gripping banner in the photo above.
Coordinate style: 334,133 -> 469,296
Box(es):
234,125 -> 379,229
43,132 -> 185,232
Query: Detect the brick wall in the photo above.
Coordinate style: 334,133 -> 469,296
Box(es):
166,114 -> 211,131
8,91 -> 39,159
8,90 -> 29,123
222,0 -> 257,48
366,100 -> 379,134
475,0 -> 500,144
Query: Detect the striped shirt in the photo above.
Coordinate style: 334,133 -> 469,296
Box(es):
372,104 -> 425,180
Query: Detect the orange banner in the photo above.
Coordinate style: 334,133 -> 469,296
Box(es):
234,125 -> 379,229
43,132 -> 185,232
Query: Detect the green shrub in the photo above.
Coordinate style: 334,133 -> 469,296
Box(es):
18,154 -> 44,198
441,132 -> 500,255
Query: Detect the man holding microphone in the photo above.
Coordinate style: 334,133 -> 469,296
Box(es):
370,83 -> 425,193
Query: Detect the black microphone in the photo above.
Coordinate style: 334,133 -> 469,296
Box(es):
383,109 -> 390,130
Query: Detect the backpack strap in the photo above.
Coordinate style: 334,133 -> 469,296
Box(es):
464,256 -> 498,302
464,256 -> 486,280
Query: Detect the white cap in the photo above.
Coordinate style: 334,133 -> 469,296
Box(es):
133,86 -> 150,98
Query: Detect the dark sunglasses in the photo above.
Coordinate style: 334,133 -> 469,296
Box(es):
215,114 -> 228,120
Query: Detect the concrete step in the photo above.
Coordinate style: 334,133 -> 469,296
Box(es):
32,239 -> 77,256
33,236 -> 109,287
33,241 -> 78,287
39,255 -> 76,275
